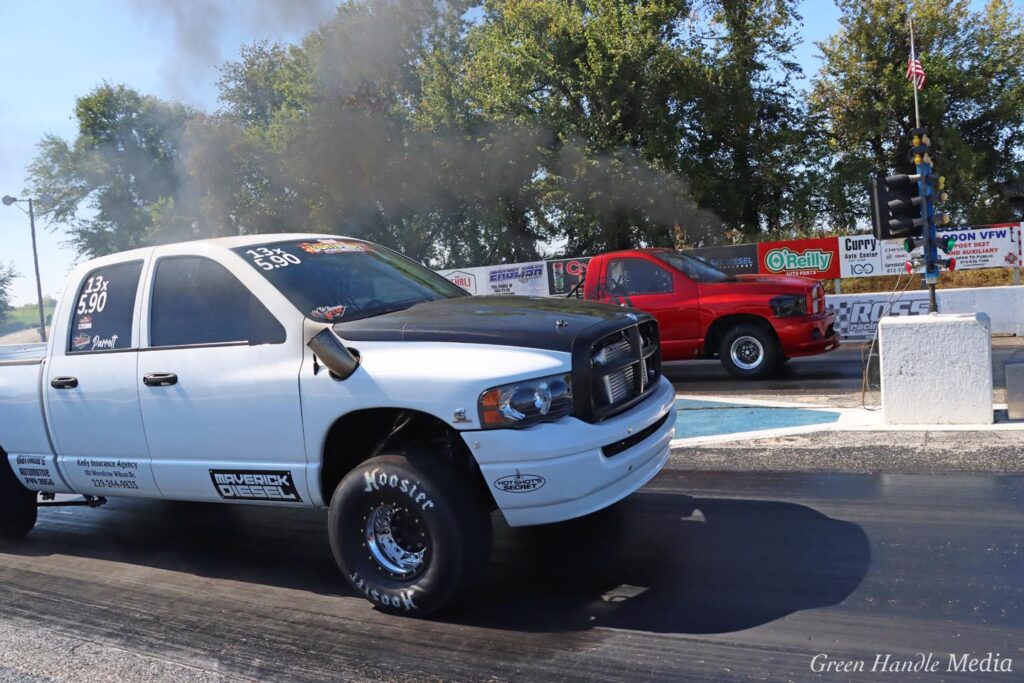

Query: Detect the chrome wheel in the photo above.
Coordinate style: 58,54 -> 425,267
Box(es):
365,503 -> 428,578
729,335 -> 764,371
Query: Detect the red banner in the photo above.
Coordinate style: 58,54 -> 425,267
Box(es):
757,236 -> 841,280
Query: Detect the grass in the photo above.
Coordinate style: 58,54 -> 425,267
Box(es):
0,300 -> 56,336
825,268 -> 1020,295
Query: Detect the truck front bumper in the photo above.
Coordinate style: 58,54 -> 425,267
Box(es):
771,309 -> 840,357
465,377 -> 676,527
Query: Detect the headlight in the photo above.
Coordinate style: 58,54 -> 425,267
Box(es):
770,294 -> 808,317
478,373 -> 573,429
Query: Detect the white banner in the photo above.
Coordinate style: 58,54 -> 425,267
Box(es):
838,235 -> 882,278
881,223 -> 1020,274
483,262 -> 548,296
437,266 -> 489,295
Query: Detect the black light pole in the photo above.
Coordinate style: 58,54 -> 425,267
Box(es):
2,195 -> 47,343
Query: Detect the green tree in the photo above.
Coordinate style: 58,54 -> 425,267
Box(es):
680,0 -> 816,240
0,264 -> 17,325
810,0 -> 1024,231
26,84 -> 194,257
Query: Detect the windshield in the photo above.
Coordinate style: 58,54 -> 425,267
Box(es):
233,238 -> 467,322
653,251 -> 734,283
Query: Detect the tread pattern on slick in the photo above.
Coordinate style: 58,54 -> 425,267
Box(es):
328,451 -> 492,616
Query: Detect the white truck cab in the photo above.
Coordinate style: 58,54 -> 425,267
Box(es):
0,234 -> 675,615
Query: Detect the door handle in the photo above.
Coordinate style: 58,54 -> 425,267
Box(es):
50,376 -> 79,389
143,372 -> 178,387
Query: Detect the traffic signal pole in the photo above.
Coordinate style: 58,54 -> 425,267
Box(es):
909,18 -> 939,312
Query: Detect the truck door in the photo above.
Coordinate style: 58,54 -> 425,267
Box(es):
603,256 -> 700,359
45,258 -> 162,496
137,253 -> 312,504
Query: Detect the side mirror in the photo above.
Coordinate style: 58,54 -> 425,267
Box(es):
307,328 -> 361,380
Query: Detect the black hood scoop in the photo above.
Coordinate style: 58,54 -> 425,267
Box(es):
333,296 -> 648,353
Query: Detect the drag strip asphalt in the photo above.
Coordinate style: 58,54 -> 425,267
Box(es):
1,467 -> 1022,681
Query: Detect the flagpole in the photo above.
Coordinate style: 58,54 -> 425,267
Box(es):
910,16 -> 921,128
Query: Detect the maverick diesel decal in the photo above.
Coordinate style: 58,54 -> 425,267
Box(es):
210,470 -> 302,502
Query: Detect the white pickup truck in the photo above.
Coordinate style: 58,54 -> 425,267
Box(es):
0,234 -> 675,615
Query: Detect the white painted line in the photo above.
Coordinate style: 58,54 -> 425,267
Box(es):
670,399 -> 1024,447
674,393 -> 831,409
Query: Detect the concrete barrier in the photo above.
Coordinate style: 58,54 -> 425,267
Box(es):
829,286 -> 1024,340
879,313 -> 993,425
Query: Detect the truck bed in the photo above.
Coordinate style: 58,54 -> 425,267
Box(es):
0,343 -> 47,365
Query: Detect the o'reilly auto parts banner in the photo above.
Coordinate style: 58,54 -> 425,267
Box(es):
757,237 -> 841,279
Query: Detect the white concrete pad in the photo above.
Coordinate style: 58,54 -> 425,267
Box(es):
879,313 -> 993,425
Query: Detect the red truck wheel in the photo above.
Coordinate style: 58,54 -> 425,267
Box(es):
0,455 -> 37,538
719,324 -> 781,379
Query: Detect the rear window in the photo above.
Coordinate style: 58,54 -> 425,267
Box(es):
67,261 -> 143,353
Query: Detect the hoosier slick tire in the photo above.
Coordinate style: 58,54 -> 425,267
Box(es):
0,453 -> 37,539
328,452 -> 492,617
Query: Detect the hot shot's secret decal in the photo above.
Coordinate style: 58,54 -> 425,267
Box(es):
494,470 -> 546,493
210,470 -> 302,502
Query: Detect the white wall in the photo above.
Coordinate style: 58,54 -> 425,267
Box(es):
829,286 -> 1024,340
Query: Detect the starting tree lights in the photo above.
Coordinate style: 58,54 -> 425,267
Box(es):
869,127 -> 954,312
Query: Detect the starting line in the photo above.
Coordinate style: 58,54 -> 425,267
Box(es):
670,394 -> 1024,447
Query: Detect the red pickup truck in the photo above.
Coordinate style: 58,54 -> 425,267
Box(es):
579,249 -> 838,378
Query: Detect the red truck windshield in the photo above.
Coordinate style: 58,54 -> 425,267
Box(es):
234,238 -> 467,323
653,251 -> 734,283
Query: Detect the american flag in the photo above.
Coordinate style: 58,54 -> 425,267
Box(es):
906,52 -> 926,90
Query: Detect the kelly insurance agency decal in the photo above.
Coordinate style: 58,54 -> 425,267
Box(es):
494,470 -> 546,493
758,237 -> 841,279
210,470 -> 302,502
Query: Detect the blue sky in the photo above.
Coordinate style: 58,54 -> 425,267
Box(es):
0,0 -> 960,304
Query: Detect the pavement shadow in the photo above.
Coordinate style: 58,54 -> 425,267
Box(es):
452,491 -> 871,634
0,489 -> 870,636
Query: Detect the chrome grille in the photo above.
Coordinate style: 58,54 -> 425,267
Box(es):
585,320 -> 661,421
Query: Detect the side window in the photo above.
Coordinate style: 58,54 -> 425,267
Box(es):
607,259 -> 674,296
68,261 -> 143,354
150,257 -> 285,348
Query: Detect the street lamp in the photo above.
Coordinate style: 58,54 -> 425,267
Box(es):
2,195 -> 47,342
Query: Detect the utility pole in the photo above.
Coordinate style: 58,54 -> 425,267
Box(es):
2,195 -> 48,342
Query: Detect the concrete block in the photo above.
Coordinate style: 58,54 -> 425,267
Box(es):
879,313 -> 993,425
